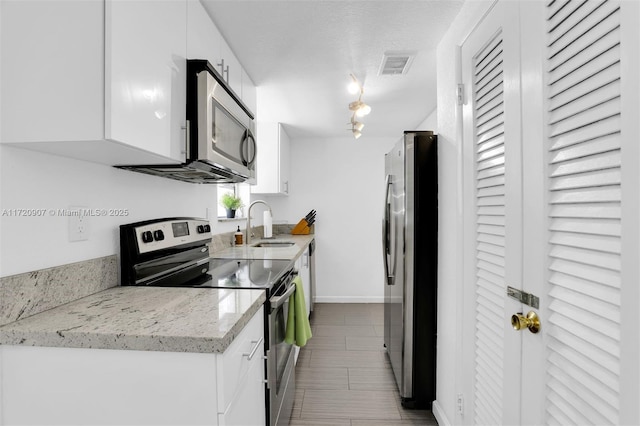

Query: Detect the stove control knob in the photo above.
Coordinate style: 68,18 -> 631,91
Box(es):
153,230 -> 165,241
204,224 -> 211,233
197,225 -> 205,233
141,231 -> 154,243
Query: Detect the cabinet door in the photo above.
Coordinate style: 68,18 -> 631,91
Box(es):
106,0 -> 187,162
218,350 -> 266,426
0,0 -> 104,144
301,248 -> 311,319
252,122 -> 290,195
279,125 -> 291,195
241,69 -> 257,116
219,40 -> 242,97
187,0 -> 222,66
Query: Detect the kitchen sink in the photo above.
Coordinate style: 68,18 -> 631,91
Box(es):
252,241 -> 296,248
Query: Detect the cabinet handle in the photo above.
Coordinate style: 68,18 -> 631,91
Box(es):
303,252 -> 309,268
217,59 -> 230,83
182,121 -> 190,160
243,337 -> 264,361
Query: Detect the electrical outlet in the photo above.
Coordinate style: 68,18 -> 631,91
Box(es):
68,206 -> 89,242
456,393 -> 464,415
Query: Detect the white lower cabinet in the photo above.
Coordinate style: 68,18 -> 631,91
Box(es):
295,247 -> 312,319
0,307 -> 265,426
216,306 -> 266,423
218,352 -> 265,426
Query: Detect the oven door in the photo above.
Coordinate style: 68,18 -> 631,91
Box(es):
268,281 -> 297,426
197,70 -> 256,179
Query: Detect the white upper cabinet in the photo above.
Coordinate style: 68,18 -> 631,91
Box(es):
241,69 -> 258,117
1,0 -> 255,166
219,41 -> 242,97
106,0 -> 187,162
0,1 -> 105,144
187,0 -> 255,116
0,0 -> 186,164
187,0 -> 222,67
252,122 -> 290,195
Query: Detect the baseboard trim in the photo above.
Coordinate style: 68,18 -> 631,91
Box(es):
432,400 -> 451,426
314,296 -> 385,304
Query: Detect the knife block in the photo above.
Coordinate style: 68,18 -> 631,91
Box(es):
291,219 -> 312,235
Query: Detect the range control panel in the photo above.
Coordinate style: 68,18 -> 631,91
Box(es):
134,218 -> 211,254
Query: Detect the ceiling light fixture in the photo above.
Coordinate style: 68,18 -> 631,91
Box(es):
347,74 -> 371,139
347,74 -> 361,95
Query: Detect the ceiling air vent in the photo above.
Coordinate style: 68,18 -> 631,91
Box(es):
378,51 -> 416,76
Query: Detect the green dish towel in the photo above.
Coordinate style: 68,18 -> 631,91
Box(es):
284,276 -> 312,347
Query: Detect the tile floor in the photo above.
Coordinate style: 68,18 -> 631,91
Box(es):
290,303 -> 437,426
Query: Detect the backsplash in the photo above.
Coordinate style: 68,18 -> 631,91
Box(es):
1,224 -> 310,327
208,224 -> 304,254
0,255 -> 117,327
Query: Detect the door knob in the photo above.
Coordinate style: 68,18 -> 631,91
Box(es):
511,311 -> 540,334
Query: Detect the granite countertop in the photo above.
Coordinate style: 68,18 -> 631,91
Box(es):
0,286 -> 266,354
211,234 -> 314,260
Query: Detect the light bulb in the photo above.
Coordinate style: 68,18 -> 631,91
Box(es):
353,121 -> 364,131
355,102 -> 371,117
348,74 -> 361,94
353,129 -> 362,139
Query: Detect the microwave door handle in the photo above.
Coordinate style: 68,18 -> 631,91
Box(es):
246,132 -> 257,167
239,131 -> 248,166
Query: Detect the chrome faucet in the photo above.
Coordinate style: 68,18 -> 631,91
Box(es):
246,200 -> 272,244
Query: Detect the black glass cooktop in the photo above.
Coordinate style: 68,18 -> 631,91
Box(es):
201,258 -> 293,290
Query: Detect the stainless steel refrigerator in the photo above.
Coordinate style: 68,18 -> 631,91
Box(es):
383,131 -> 437,409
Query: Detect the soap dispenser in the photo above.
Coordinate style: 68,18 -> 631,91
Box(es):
234,226 -> 243,245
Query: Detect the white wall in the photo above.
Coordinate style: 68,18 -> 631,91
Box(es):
431,2 -> 494,425
250,107 -> 438,303
416,107 -> 437,131
257,134 -> 402,303
0,145 -> 219,277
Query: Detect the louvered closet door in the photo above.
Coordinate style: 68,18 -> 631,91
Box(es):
462,0 -> 638,424
461,2 -> 526,425
542,0 -> 637,424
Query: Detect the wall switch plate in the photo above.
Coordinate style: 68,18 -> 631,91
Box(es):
68,206 -> 89,242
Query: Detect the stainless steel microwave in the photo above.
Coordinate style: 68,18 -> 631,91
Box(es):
193,60 -> 256,181
116,60 -> 256,184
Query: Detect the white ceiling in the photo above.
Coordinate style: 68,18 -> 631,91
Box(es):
201,1 -> 464,140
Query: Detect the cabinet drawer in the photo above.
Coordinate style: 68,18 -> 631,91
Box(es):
218,353 -> 266,426
217,306 -> 264,413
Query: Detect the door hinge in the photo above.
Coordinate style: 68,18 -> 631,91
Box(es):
456,84 -> 464,105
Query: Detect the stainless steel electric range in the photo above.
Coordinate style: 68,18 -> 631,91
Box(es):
120,217 -> 297,426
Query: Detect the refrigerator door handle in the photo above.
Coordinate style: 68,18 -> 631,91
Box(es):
383,174 -> 395,285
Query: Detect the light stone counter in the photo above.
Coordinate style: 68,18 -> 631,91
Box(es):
211,234 -> 314,261
0,286 -> 266,353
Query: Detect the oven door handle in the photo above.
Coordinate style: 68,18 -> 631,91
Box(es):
270,284 -> 296,309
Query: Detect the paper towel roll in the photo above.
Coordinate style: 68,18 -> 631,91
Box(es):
264,210 -> 272,238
